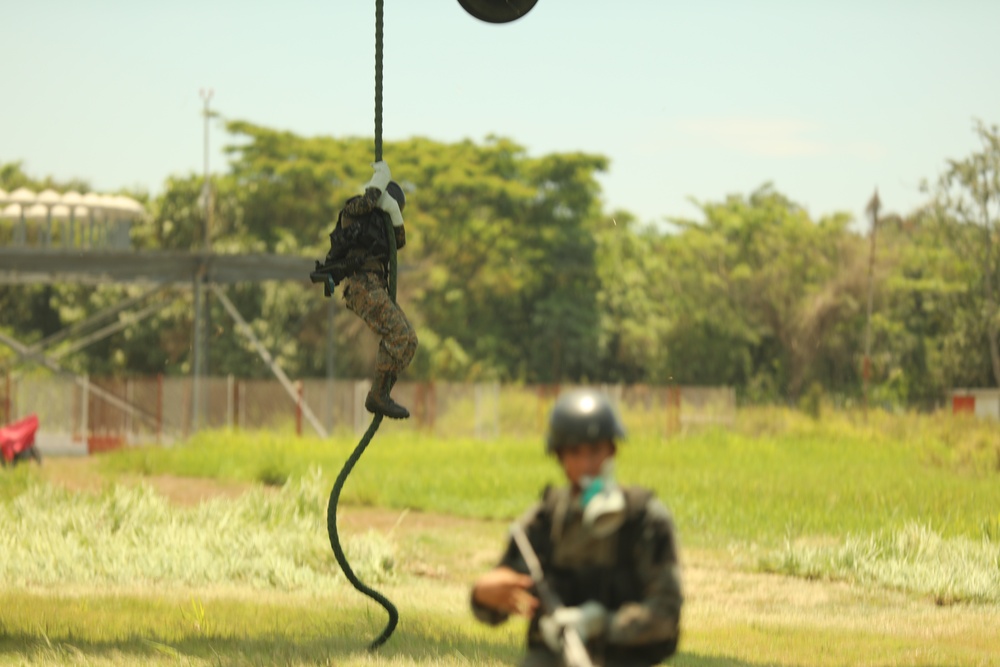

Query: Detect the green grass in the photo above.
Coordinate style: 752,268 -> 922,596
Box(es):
100,408 -> 1000,544
0,462 -> 34,502
0,588 -> 525,667
91,407 -> 1000,604
2,584 -> 997,667
3,407 -> 1000,665
99,428 -> 559,521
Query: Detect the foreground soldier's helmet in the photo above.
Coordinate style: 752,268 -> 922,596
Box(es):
546,389 -> 626,454
385,181 -> 406,212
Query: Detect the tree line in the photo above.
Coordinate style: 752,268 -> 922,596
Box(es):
2,119 -> 998,407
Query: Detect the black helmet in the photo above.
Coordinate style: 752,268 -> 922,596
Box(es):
546,389 -> 626,454
385,181 -> 406,212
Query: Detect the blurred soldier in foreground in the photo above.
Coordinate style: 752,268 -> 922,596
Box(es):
471,389 -> 683,666
311,161 -> 417,419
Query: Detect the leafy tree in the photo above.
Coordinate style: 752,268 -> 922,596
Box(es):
929,119 -> 1000,387
0,161 -> 90,194
13,119 -> 1000,408
864,207 -> 977,405
594,211 -> 671,383
667,185 -> 866,400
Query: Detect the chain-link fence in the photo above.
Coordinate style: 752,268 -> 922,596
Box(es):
2,374 -> 736,449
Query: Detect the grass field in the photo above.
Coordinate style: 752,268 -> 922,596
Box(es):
1,408 -> 998,666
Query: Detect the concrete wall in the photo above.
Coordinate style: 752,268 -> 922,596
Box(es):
950,388 -> 1000,420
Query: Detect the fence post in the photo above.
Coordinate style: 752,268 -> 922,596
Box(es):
81,375 -> 90,440
537,384 -> 559,433
127,377 -> 135,441
295,381 -> 303,436
226,374 -> 235,430
666,386 -> 681,437
3,371 -> 10,424
156,374 -> 163,444
475,381 -> 500,440
238,380 -> 246,430
415,381 -> 436,432
325,375 -> 335,433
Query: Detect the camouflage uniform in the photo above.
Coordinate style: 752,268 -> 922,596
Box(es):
333,187 -> 417,375
472,484 -> 683,667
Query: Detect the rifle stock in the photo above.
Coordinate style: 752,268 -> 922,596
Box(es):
509,524 -> 595,667
309,257 -> 363,297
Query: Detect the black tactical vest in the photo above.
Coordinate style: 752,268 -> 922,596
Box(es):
525,485 -> 676,666
330,201 -> 392,273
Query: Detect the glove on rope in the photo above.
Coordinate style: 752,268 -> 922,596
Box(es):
366,161 -> 392,191
377,189 -> 404,228
539,601 -> 608,653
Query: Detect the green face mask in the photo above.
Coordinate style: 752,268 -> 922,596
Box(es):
580,473 -> 607,508
580,459 -> 626,538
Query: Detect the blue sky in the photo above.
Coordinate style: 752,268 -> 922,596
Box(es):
3,0 -> 999,229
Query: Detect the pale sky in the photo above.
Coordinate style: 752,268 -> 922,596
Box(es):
3,0 -> 999,230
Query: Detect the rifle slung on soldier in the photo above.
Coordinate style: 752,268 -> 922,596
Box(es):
509,523 -> 595,667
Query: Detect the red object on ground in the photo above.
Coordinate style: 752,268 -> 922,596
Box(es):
0,413 -> 39,464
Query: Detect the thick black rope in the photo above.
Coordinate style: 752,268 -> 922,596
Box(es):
326,413 -> 397,650
374,0 -> 383,163
326,0 -> 399,652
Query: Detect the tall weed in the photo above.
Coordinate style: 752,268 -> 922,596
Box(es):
0,468 -> 393,590
755,522 -> 1000,604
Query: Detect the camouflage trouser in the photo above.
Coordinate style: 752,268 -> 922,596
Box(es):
342,271 -> 417,374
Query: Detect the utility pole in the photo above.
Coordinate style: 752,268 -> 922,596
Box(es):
200,88 -> 214,251
192,88 -> 214,432
863,189 -> 880,421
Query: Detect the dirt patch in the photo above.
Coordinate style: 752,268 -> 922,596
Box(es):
36,457 -> 498,541
38,457 -> 259,506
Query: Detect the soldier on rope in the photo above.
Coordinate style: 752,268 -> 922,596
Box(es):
312,160 -> 417,419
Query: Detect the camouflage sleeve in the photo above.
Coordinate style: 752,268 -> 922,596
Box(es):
470,502 -> 542,626
342,186 -> 381,217
606,497 -> 683,647
343,186 -> 407,252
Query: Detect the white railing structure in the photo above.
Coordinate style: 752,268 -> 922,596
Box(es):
0,187 -> 145,250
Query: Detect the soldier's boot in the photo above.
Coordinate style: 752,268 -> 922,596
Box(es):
365,370 -> 410,419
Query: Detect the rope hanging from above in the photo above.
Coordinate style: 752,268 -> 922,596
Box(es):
374,0 -> 384,162
326,0 -> 399,651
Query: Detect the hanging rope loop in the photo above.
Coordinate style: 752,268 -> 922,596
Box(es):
327,415 -> 398,650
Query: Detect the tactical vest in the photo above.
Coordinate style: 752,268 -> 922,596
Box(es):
526,485 -> 676,666
332,201 -> 393,275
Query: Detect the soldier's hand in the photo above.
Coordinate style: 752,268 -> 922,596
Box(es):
366,161 -> 392,191
472,567 -> 539,617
